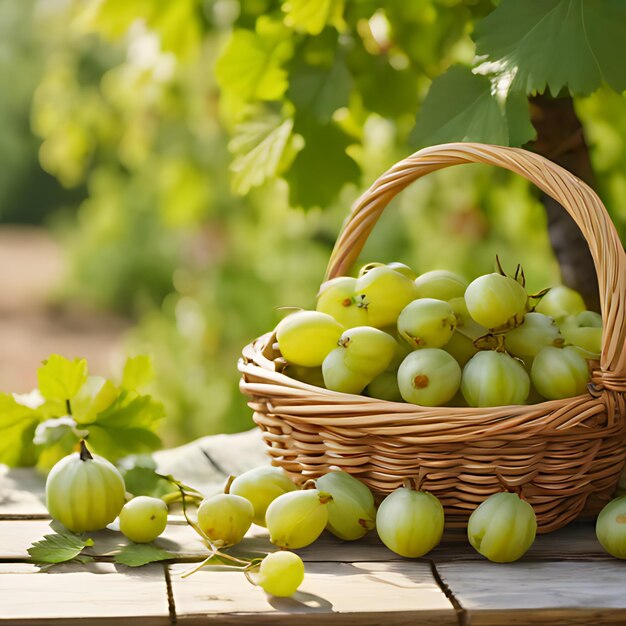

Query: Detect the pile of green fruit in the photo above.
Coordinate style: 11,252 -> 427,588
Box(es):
42,441 -> 303,596
195,465 -> 541,568
276,260 -> 602,406
42,443 -> 626,596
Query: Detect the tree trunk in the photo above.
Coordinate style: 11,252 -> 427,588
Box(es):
529,95 -> 600,312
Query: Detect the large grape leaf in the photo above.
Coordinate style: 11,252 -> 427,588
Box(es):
285,117 -> 360,209
474,0 -> 626,96
410,65 -> 535,148
355,58 -> 419,119
287,55 -> 352,123
505,90 -> 537,147
228,117 -> 299,195
215,18 -> 293,102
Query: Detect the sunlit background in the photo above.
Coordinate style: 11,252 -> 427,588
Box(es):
2,0 -> 626,447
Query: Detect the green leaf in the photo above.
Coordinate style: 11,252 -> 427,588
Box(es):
37,355 -> 88,402
228,117 -> 298,195
82,390 -> 164,461
0,393 -> 41,467
94,391 -> 165,430
474,0 -> 626,97
286,117 -> 360,209
122,355 -> 155,391
505,90 -> 537,146
355,59 -> 419,119
114,543 -> 173,567
87,425 -> 162,461
72,377 -> 119,424
410,65 -> 509,147
282,0 -> 345,36
28,529 -> 94,565
288,55 -> 352,122
122,464 -> 178,499
215,18 -> 293,102
35,429 -> 81,472
409,64 -> 536,148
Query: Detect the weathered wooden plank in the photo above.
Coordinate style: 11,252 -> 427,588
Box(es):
169,561 -> 457,625
153,429 -> 268,496
0,562 -> 171,624
297,522 -> 609,564
437,561 -> 626,625
0,468 -> 47,517
0,519 -> 269,562
0,517 -> 610,566
428,521 -> 609,563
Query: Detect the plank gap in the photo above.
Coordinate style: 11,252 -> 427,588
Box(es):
429,559 -> 467,626
0,514 -> 50,520
163,562 -> 178,625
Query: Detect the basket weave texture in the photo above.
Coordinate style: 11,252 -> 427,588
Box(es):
239,142 -> 626,533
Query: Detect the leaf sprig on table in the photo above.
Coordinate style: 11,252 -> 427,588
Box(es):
0,354 -> 164,470
27,523 -> 95,566
27,521 -> 175,568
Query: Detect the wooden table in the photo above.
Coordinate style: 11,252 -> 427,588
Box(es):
1,429 -> 625,625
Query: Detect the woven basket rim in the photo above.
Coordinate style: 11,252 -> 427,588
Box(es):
240,333 -> 612,436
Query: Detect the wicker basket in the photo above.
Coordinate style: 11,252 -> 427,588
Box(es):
239,142 -> 626,533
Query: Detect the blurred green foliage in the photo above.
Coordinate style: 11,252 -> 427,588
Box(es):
0,1 -> 83,222
5,0 -> 626,445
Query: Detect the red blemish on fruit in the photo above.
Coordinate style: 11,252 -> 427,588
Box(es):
342,298 -> 352,307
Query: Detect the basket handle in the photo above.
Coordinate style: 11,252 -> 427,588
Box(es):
324,142 -> 626,385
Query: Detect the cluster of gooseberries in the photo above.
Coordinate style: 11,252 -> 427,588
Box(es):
44,442 -> 626,596
203,465 -> 626,566
198,466 -> 538,564
276,260 -> 602,407
43,442 -> 303,596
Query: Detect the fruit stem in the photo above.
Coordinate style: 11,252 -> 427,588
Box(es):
495,255 -> 506,276
495,335 -> 507,353
403,469 -> 426,492
474,333 -> 499,350
224,475 -> 236,494
243,563 -> 260,587
79,440 -> 93,462
495,468 -> 522,496
180,550 -> 252,579
161,490 -> 203,506
318,490 -> 333,505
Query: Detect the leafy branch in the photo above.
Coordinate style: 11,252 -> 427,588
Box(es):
0,354 -> 164,470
